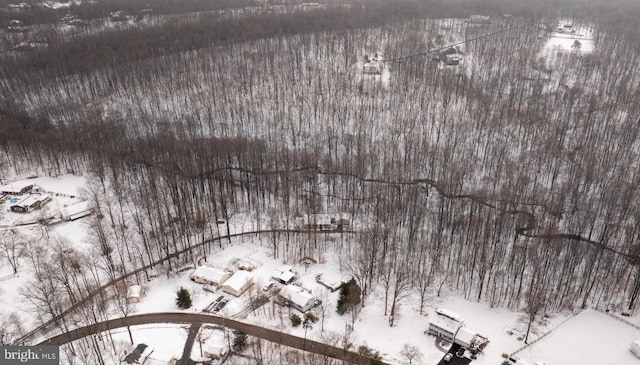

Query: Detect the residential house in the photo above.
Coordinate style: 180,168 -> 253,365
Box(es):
279,285 -> 317,313
428,308 -> 464,342
298,213 -> 350,232
0,181 -> 34,195
221,270 -> 253,297
467,15 -> 491,24
362,54 -> 384,75
439,47 -> 462,66
9,194 -> 51,213
190,266 -> 231,288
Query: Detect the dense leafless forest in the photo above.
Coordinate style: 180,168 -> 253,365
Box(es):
2,0 -> 640,345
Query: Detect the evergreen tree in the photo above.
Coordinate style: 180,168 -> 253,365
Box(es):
232,330 -> 248,352
176,287 -> 192,309
290,313 -> 302,327
337,278 -> 361,315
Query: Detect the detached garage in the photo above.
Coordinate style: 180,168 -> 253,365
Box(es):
221,270 -> 253,297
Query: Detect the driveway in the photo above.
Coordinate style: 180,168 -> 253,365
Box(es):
437,343 -> 472,365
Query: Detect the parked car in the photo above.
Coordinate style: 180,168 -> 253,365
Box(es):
213,299 -> 228,312
444,353 -> 453,362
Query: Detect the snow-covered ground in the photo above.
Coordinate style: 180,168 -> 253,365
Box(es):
541,21 -> 595,58
516,309 -> 640,365
3,176 -> 640,365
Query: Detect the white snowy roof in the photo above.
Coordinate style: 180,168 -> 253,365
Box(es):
127,285 -> 142,298
0,181 -> 34,194
279,285 -> 315,308
191,266 -> 228,284
223,270 -> 253,291
204,343 -> 228,356
272,265 -> 295,282
435,308 -> 463,322
11,195 -> 38,207
431,308 -> 463,333
455,326 -> 477,344
61,201 -> 91,218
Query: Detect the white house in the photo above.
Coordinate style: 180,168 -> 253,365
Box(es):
60,201 -> 92,221
221,270 -> 253,297
272,265 -> 295,284
126,285 -> 145,304
190,266 -> 231,288
631,339 -> 640,358
279,285 -> 317,312
0,181 -> 34,195
428,308 -> 464,342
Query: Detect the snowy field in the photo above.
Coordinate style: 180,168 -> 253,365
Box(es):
541,22 -> 595,57
516,309 -> 640,365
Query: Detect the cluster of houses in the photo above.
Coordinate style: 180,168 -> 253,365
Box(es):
428,308 -> 489,353
189,263 -> 320,314
0,180 -> 92,220
1,181 -> 51,213
191,266 -> 254,297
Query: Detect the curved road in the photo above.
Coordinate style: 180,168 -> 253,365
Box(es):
37,312 -> 388,365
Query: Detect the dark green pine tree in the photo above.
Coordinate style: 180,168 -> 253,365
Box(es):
176,287 -> 192,309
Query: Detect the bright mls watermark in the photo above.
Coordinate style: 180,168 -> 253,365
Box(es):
1,346 -> 59,364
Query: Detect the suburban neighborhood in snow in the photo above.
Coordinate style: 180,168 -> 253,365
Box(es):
1,0 -> 640,364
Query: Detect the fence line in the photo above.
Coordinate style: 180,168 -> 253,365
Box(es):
510,310 -> 583,356
593,308 -> 640,331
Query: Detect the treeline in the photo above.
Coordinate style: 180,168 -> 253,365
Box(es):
2,0 -> 437,77
0,0 -> 254,26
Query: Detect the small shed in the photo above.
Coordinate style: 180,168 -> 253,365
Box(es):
631,340 -> 640,358
279,285 -> 317,312
221,270 -> 253,297
126,285 -> 145,304
203,343 -> 229,360
272,265 -> 295,284
190,266 -> 231,288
